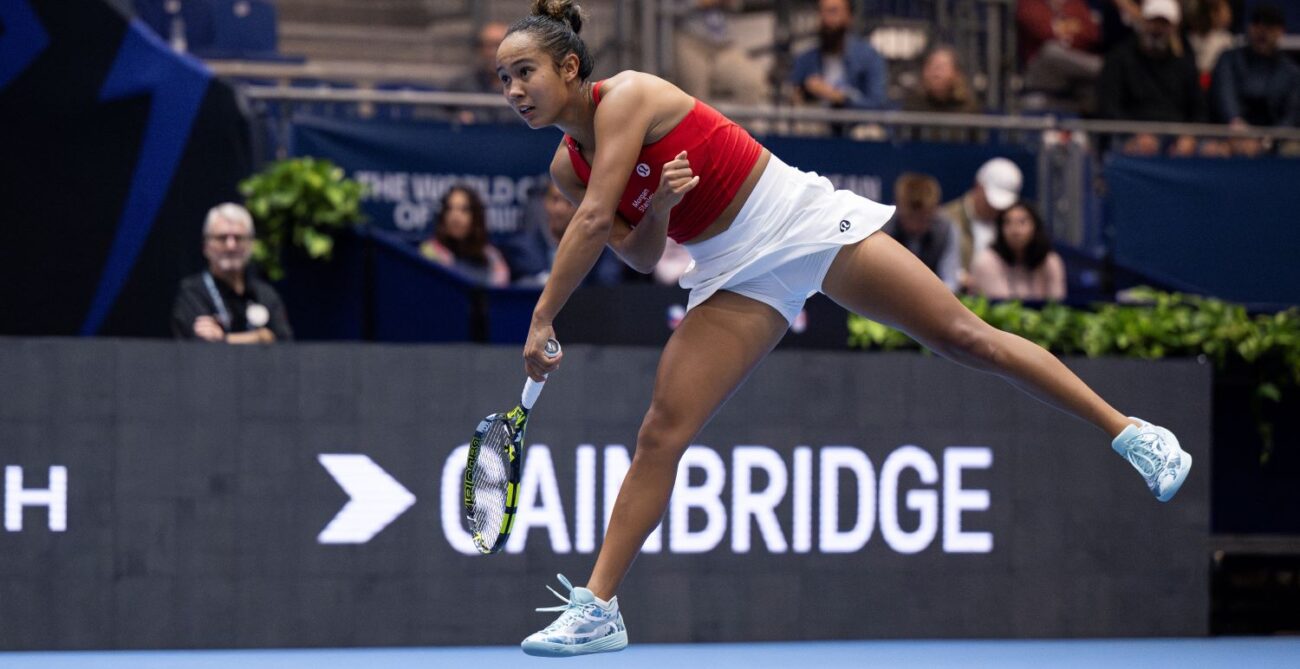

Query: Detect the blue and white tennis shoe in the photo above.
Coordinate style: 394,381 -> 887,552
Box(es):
1112,418 -> 1192,502
521,574 -> 627,657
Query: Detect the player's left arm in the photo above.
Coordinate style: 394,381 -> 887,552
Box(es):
608,150 -> 698,273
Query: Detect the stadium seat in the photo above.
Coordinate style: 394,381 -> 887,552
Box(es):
207,0 -> 279,58
133,0 -> 216,53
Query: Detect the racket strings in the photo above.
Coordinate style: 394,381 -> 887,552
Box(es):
469,419 -> 514,545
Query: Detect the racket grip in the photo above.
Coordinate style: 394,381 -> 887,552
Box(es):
521,338 -> 561,410
521,377 -> 546,410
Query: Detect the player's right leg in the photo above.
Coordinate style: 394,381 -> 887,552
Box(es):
820,231 -> 1191,502
521,290 -> 789,657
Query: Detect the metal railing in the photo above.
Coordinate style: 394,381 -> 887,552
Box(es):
237,83 -> 1300,271
208,59 -> 456,87
238,84 -> 1300,143
241,0 -> 1300,123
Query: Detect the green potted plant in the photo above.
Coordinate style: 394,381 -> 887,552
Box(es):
239,157 -> 367,281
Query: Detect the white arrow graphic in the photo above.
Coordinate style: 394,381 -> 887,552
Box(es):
317,454 -> 417,544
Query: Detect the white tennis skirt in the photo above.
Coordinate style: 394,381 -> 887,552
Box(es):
679,154 -> 895,323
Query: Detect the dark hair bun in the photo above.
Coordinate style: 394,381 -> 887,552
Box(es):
531,0 -> 584,35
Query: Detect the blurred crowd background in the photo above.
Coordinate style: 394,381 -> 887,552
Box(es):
113,0 -> 1300,308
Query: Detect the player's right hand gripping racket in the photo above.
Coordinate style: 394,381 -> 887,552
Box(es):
464,338 -> 561,555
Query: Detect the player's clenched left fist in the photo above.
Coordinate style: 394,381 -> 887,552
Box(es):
654,150 -> 700,211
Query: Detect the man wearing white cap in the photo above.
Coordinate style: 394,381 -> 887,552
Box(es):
1097,0 -> 1206,155
941,157 -> 1024,284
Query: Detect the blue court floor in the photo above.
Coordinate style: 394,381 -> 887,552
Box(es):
2,638 -> 1298,669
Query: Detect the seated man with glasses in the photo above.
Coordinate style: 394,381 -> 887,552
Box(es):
171,203 -> 293,343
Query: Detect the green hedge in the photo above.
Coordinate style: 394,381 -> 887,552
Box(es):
848,289 -> 1300,460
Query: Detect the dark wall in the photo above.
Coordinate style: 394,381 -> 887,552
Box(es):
0,339 -> 1210,649
0,0 -> 253,337
1212,365 -> 1300,534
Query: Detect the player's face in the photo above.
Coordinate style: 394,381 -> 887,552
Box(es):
1002,206 -> 1035,253
443,190 -> 474,240
497,33 -> 566,128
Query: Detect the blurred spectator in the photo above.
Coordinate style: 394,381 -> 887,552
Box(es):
941,157 -> 1024,286
448,21 -> 518,124
1017,0 -> 1103,112
901,45 -> 982,143
1188,0 -> 1234,88
673,0 -> 770,105
1092,0 -> 1145,53
903,45 -> 981,113
1107,0 -> 1145,25
517,182 -> 623,287
789,0 -> 888,113
882,173 -> 962,292
450,21 -> 506,94
969,202 -> 1066,301
420,186 -> 511,287
171,203 -> 293,343
503,185 -> 554,284
1097,0 -> 1206,156
1211,4 -> 1300,129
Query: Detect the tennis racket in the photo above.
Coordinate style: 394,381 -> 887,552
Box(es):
464,338 -> 561,555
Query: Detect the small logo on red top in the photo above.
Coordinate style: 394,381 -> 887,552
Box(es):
632,188 -> 653,212
636,163 -> 651,178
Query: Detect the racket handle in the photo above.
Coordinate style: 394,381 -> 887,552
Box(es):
522,377 -> 546,410
521,338 -> 562,410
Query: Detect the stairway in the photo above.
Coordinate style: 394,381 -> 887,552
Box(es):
271,0 -> 621,75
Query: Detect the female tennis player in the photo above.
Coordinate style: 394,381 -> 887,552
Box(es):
503,1 -> 1192,657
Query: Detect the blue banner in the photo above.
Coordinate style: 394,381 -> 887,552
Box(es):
761,134 -> 1037,206
289,117 -> 1037,239
1106,156 -> 1300,306
291,118 -> 562,240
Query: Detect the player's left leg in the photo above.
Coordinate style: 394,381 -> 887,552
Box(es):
521,290 -> 788,657
820,231 -> 1191,502
588,290 -> 789,598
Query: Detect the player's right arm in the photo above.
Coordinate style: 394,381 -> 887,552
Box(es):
525,76 -> 693,380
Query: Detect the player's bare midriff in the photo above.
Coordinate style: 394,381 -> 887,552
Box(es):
682,148 -> 771,246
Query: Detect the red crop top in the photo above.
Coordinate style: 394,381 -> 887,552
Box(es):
563,80 -> 764,243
